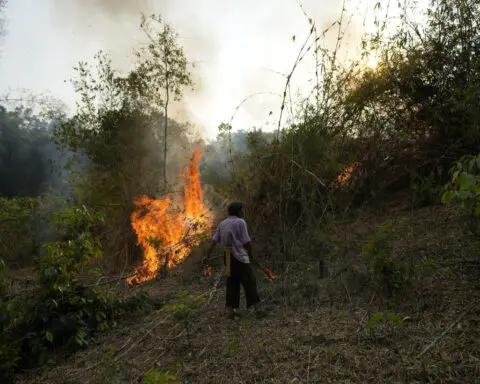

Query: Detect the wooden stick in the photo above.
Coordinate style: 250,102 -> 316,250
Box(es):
418,312 -> 466,358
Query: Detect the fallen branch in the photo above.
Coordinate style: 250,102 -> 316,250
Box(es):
356,290 -> 377,333
208,267 -> 225,304
418,312 -> 466,358
84,272 -> 137,288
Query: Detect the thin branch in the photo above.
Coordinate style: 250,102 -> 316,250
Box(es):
418,312 -> 466,358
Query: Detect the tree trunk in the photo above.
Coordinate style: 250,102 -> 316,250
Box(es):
163,29 -> 170,191
163,93 -> 168,190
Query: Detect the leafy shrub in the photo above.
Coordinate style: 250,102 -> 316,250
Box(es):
442,154 -> 480,231
367,312 -> 404,330
0,205 -> 154,381
411,172 -> 442,208
144,370 -> 179,384
161,290 -> 206,343
366,312 -> 404,340
361,223 -> 412,296
0,259 -> 21,379
0,197 -> 39,265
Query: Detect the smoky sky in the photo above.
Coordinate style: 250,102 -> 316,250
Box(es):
1,0 -> 389,137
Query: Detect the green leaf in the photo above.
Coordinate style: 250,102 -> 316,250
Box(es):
441,190 -> 455,204
45,331 -> 54,343
458,172 -> 476,191
326,349 -> 334,360
368,312 -> 384,329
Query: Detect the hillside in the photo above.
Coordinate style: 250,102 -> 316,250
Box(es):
15,197 -> 480,384
2,1 -> 480,383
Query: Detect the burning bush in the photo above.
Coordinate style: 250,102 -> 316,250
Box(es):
128,149 -> 212,285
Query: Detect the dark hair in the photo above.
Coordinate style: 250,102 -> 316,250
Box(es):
227,202 -> 243,217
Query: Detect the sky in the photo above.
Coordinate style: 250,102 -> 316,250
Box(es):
0,0 -> 424,139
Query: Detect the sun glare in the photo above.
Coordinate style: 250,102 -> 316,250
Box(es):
367,56 -> 379,69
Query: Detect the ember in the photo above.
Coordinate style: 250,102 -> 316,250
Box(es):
265,268 -> 278,280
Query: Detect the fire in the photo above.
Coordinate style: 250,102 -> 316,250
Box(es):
337,165 -> 355,185
183,149 -> 204,221
265,268 -> 278,280
128,148 -> 211,285
334,161 -> 360,190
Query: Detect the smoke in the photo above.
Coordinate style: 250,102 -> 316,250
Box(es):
45,0 -> 374,141
0,0 -> 7,50
50,0 -> 218,129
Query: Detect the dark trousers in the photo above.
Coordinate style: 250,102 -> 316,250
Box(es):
225,254 -> 260,309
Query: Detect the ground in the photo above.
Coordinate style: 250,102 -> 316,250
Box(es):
14,201 -> 480,384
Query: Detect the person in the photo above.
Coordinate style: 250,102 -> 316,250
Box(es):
203,202 -> 266,319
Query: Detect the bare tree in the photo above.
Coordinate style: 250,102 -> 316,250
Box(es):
137,14 -> 193,190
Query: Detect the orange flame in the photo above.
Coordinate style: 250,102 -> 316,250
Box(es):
265,268 -> 278,280
334,161 -> 360,190
128,148 -> 211,285
183,149 -> 204,221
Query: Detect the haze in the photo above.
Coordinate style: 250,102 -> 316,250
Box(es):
0,0 -> 411,138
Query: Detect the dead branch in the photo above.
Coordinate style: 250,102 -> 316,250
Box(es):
418,312 -> 466,358
84,272 -> 137,288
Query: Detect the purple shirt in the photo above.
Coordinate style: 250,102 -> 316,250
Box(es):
212,216 -> 252,263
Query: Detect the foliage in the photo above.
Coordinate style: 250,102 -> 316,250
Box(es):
367,312 -> 404,330
161,290 -> 206,338
0,106 -> 57,198
0,205 -> 150,381
442,154 -> 480,223
144,370 -> 179,384
366,311 -> 404,340
361,223 -> 412,296
36,205 -> 104,292
53,14 -> 195,271
137,14 -> 193,188
0,258 -> 21,378
0,197 -> 39,265
411,171 -> 442,208
199,0 -> 480,257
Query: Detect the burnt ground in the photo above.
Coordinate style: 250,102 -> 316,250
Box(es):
14,202 -> 480,384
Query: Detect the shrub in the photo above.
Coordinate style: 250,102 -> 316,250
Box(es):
161,290 -> 206,344
411,171 -> 442,208
0,197 -> 39,266
0,205 -> 155,381
366,311 -> 404,340
361,223 -> 413,296
442,153 -> 480,231
144,370 -> 179,384
367,312 -> 404,330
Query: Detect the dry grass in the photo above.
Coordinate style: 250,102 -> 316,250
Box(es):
14,202 -> 480,384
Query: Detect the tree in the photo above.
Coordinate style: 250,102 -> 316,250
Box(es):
137,14 -> 193,190
54,23 -> 193,271
0,106 -> 51,197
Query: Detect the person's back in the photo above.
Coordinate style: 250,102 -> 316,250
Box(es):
213,216 -> 251,264
205,202 -> 266,319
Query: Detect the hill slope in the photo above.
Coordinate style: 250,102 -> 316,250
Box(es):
17,201 -> 480,384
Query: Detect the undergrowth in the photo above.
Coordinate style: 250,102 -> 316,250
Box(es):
0,205 -> 158,382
